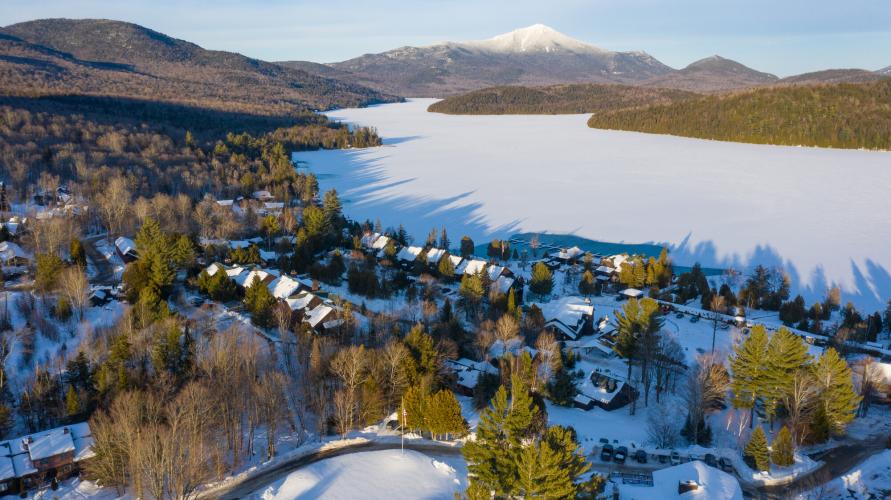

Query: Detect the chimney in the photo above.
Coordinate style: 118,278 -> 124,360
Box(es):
678,480 -> 699,494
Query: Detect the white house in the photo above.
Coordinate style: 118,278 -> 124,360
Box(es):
0,241 -> 31,266
425,248 -> 447,265
114,236 -> 138,262
535,296 -> 594,340
396,246 -> 423,264
268,275 -> 302,300
457,259 -> 487,276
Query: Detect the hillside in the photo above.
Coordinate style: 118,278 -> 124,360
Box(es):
320,24 -> 672,97
587,79 -> 891,150
0,18 -> 400,116
777,69 -> 888,86
642,55 -> 778,92
427,83 -> 698,114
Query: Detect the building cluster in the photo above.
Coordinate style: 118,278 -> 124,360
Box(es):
0,422 -> 93,496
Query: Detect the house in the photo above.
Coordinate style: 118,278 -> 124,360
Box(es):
0,241 -> 31,266
88,287 -> 112,307
486,265 -> 513,281
235,268 -> 279,288
446,358 -> 498,396
395,246 -> 423,265
565,336 -> 615,360
252,190 -> 274,201
493,275 -> 515,295
425,248 -> 447,265
268,275 -> 303,300
573,367 -> 637,411
285,291 -> 324,313
114,236 -> 138,262
618,461 -> 743,500
535,296 -> 594,341
620,288 -> 645,300
595,265 -> 616,278
552,246 -> 584,263
304,304 -> 338,331
0,422 -> 93,495
456,259 -> 487,276
448,255 -> 463,270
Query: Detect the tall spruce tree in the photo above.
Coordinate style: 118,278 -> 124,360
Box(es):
812,348 -> 860,437
730,325 -> 769,426
771,426 -> 794,467
763,328 -> 810,424
529,262 -> 554,296
744,426 -> 770,472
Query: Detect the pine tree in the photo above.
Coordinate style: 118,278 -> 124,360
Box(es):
69,238 -> 86,268
424,390 -> 467,440
171,234 -> 196,270
744,426 -> 770,472
439,227 -> 450,250
437,253 -> 455,278
322,189 -> 342,231
460,236 -> 474,258
401,385 -> 427,432
65,385 -> 80,418
812,348 -> 860,437
730,325 -> 769,423
463,385 -> 517,496
244,275 -> 275,328
771,426 -> 794,467
763,328 -> 810,423
579,270 -> 596,296
529,262 -> 553,296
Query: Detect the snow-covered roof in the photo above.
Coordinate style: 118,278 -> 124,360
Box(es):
236,269 -> 276,288
425,248 -> 446,265
620,288 -> 644,298
0,241 -> 31,262
259,250 -> 277,262
448,255 -> 463,268
252,190 -> 273,200
28,429 -> 75,461
360,232 -> 380,248
457,259 -> 487,276
264,202 -> 285,210
493,275 -> 515,294
490,339 -> 537,359
536,296 -> 593,335
225,266 -> 246,278
576,368 -> 624,405
305,305 -> 336,328
229,240 -> 252,249
114,236 -> 137,256
595,265 -> 615,274
645,461 -> 743,500
446,358 -> 498,389
554,246 -> 584,260
0,455 -> 13,482
487,265 -> 506,281
372,235 -> 391,250
286,291 -> 320,311
268,275 -> 302,299
322,319 -> 345,330
11,453 -> 35,477
216,199 -> 234,207
396,246 -> 423,262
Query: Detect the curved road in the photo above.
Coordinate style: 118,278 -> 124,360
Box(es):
208,441 -> 462,500
207,434 -> 889,499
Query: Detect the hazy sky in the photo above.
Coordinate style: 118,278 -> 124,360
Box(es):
2,0 -> 890,76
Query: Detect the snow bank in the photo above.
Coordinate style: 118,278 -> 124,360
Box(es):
296,99 -> 891,312
251,449 -> 467,499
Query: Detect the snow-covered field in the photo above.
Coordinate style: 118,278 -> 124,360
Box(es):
251,449 -> 467,499
294,99 -> 891,311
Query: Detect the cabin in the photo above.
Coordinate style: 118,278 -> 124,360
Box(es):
304,304 -> 339,332
493,275 -> 515,295
0,241 -> 31,267
114,236 -> 138,262
456,259 -> 487,276
395,246 -> 423,267
251,190 -> 274,201
424,248 -> 447,266
268,275 -> 303,300
234,268 -> 279,289
619,288 -> 645,300
551,246 -> 585,264
574,368 -> 637,411
0,422 -> 93,495
535,296 -> 594,341
446,358 -> 498,396
285,291 -> 324,314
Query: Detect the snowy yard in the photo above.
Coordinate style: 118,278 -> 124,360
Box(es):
295,99 -> 891,312
250,449 -> 467,500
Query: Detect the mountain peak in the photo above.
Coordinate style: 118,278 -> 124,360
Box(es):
461,24 -> 605,54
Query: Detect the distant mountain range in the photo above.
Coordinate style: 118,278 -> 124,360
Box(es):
0,18 -> 399,116
280,24 -> 890,97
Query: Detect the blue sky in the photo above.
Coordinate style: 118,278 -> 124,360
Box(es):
2,0 -> 889,76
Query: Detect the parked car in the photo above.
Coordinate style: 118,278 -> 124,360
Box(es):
704,454 -> 718,467
657,454 -> 669,464
670,450 -> 681,465
690,316 -> 700,323
720,323 -> 731,330
719,457 -> 735,473
614,446 -> 628,464
599,437 -> 609,445
600,444 -> 614,461
635,449 -> 648,464
676,312 -> 685,319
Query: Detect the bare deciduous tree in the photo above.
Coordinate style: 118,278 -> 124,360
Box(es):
59,266 -> 89,321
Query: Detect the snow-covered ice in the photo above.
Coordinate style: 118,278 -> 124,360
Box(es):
251,449 -> 467,499
295,99 -> 891,311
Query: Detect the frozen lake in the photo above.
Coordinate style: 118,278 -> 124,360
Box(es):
295,99 -> 891,311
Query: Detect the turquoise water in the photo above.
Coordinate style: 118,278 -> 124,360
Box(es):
475,232 -> 724,276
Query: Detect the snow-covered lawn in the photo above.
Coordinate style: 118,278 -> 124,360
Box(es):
251,449 -> 467,499
295,99 -> 891,312
801,450 -> 891,499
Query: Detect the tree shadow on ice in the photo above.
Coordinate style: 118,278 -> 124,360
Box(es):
295,146 -> 523,247
658,232 -> 890,312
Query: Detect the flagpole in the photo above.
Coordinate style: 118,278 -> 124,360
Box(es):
401,396 -> 405,455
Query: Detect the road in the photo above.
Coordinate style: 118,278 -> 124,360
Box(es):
742,436 -> 891,499
206,441 -> 462,500
82,235 -> 115,285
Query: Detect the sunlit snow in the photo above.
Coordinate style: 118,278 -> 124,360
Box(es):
295,99 -> 891,311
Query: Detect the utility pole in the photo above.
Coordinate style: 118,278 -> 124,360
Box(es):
400,396 -> 406,455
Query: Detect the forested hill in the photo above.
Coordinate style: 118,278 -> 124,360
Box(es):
0,18 -> 401,116
586,79 -> 891,150
427,84 -> 698,115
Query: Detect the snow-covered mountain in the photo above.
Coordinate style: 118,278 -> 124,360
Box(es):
282,25 -> 672,97
878,65 -> 891,75
642,55 -> 778,92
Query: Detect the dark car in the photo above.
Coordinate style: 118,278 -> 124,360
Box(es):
676,312 -> 685,319
600,444 -> 614,462
690,316 -> 700,323
614,446 -> 628,464
719,457 -> 735,473
704,454 -> 718,467
657,454 -> 669,464
670,450 -> 681,465
634,449 -> 648,464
